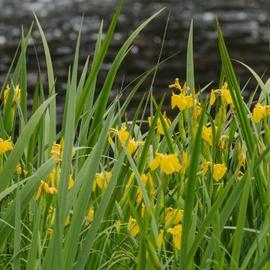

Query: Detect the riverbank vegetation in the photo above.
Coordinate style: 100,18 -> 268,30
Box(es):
0,2 -> 270,269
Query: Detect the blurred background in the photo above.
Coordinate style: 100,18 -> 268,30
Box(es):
0,0 -> 269,114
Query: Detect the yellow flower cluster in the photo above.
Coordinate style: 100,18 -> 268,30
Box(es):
169,79 -> 196,111
157,208 -> 184,250
110,126 -> 144,154
127,204 -> 184,250
149,153 -> 182,175
251,103 -> 270,123
202,160 -> 227,181
36,168 -> 75,200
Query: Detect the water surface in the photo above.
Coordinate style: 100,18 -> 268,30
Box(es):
0,0 -> 269,114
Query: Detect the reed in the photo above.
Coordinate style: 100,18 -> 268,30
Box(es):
0,2 -> 269,269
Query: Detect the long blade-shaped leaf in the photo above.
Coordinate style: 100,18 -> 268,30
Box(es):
0,95 -> 55,193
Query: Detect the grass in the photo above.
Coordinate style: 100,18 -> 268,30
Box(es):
0,2 -> 270,269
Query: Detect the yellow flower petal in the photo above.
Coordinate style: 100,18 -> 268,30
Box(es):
185,95 -> 194,108
128,217 -> 139,237
0,138 -> 13,154
157,113 -> 171,135
85,207 -> 94,226
50,143 -> 61,159
127,138 -> 138,154
48,169 -> 57,188
212,163 -> 227,181
220,89 -> 232,104
202,126 -> 213,146
168,78 -> 181,91
16,163 -> 27,176
251,103 -> 266,123
210,90 -> 216,106
201,160 -> 210,176
150,153 -> 181,175
95,171 -> 112,190
118,126 -> 129,144
68,175 -> 75,190
171,93 -> 188,111
149,156 -> 161,171
3,84 -> 21,106
156,229 -> 164,248
168,224 -> 182,250
182,151 -> 189,171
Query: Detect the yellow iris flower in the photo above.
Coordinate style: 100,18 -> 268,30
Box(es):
110,126 -> 144,154
251,103 -> 266,123
0,138 -> 13,154
92,171 -> 112,191
212,163 -> 227,181
168,224 -> 183,250
210,82 -> 232,106
201,161 -> 227,181
165,208 -> 184,226
171,93 -> 194,111
149,153 -> 182,175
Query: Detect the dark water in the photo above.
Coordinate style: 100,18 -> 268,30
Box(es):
0,0 -> 270,114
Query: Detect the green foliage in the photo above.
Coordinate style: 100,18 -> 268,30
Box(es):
0,6 -> 270,270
